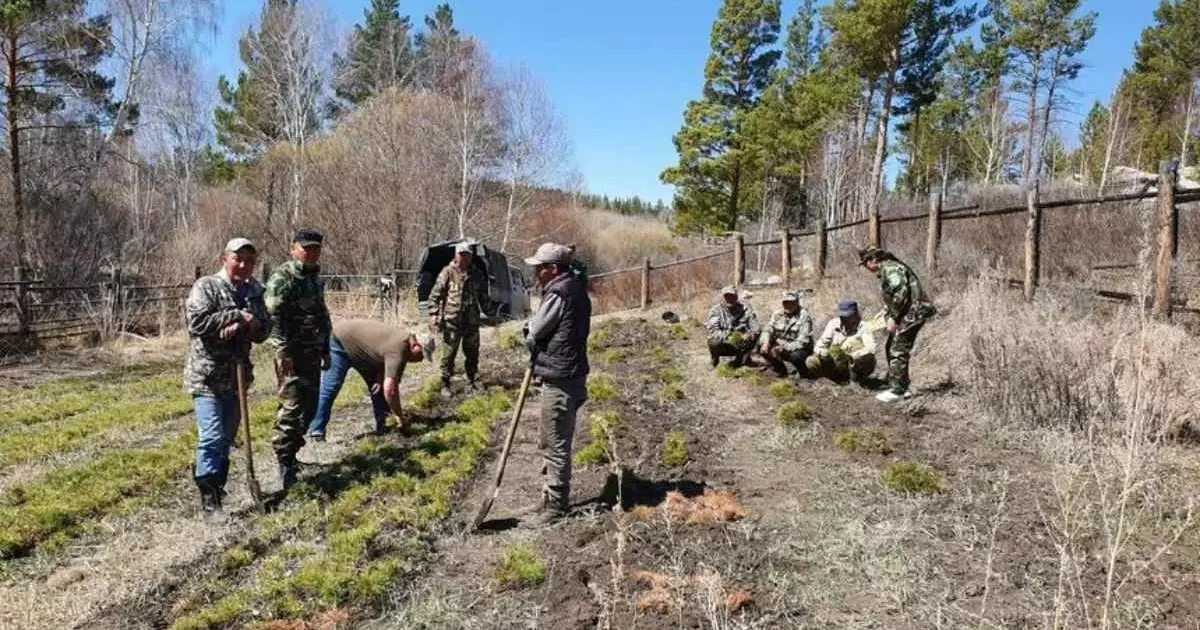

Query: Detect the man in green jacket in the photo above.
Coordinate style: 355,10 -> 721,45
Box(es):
265,228 -> 332,490
427,241 -> 490,398
858,246 -> 936,403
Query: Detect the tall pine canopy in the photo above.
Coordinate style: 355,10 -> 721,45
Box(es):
661,0 -> 781,235
333,0 -> 415,106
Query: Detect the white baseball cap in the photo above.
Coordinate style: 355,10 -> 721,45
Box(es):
224,237 -> 256,253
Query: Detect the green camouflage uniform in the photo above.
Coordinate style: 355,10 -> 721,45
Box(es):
428,263 -> 489,387
877,259 -> 935,394
265,259 -> 332,461
758,308 -> 814,375
705,302 -> 760,366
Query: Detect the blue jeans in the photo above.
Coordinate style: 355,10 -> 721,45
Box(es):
309,335 -> 391,435
194,394 -> 240,480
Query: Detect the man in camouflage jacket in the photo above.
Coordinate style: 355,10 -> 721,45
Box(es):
758,291 -> 814,377
185,237 -> 270,523
265,228 -> 332,490
427,241 -> 490,397
858,246 -> 936,403
704,286 -> 760,368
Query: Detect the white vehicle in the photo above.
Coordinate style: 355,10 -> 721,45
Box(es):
415,239 -> 532,323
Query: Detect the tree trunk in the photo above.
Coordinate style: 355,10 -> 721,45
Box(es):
501,173 -> 518,254
726,160 -> 742,232
867,49 -> 899,230
1180,80 -> 1196,173
7,32 -> 26,270
1021,54 -> 1042,185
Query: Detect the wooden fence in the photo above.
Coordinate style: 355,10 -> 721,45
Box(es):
0,264 -> 420,352
590,160 -> 1200,319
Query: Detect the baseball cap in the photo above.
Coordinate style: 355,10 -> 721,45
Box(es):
720,285 -> 737,296
293,228 -> 324,247
524,242 -> 572,266
224,237 -> 256,253
781,291 -> 799,302
455,241 -> 474,254
415,331 -> 437,361
857,246 -> 882,266
836,299 -> 860,317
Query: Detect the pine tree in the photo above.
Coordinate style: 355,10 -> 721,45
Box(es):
991,0 -> 1096,184
414,3 -> 463,92
1126,0 -> 1200,170
333,0 -> 415,106
1,0 -> 114,269
661,0 -> 781,235
1074,101 -> 1109,185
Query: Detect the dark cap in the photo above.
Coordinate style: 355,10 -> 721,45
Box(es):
293,228 -> 324,247
857,246 -> 884,266
836,299 -> 860,317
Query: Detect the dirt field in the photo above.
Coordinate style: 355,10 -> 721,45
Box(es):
1,300 -> 1198,630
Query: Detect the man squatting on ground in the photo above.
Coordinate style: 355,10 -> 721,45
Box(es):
185,237 -> 270,523
705,286 -> 760,368
806,299 -> 877,383
857,246 -> 936,403
306,319 -> 436,440
265,228 -> 332,490
521,242 -> 591,525
428,241 -> 490,398
758,290 -> 814,376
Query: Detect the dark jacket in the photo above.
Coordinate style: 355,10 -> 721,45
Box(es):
526,273 -> 591,380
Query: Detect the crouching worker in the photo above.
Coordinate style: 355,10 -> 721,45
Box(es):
705,286 -> 759,367
185,237 -> 271,524
307,319 -> 436,440
758,291 -> 814,377
805,300 -> 877,384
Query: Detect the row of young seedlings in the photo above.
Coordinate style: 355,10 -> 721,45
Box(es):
715,348 -> 943,495
170,377 -> 518,629
0,364 -> 371,561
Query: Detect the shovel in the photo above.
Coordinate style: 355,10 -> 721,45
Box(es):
469,357 -> 536,531
235,362 -> 266,514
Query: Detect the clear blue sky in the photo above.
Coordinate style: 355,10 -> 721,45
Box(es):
210,0 -> 1156,205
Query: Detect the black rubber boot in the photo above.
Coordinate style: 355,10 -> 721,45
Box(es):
277,455 -> 299,491
439,376 -> 452,399
195,475 -> 227,524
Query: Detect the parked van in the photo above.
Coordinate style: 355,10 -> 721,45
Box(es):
414,239 -> 532,323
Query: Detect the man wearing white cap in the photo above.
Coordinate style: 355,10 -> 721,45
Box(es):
758,291 -> 814,377
428,240 -> 489,398
520,242 -> 591,525
184,237 -> 271,523
704,285 -> 759,368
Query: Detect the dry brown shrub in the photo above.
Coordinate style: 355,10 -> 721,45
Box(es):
662,490 -> 747,524
725,589 -> 753,612
625,505 -> 657,521
630,571 -> 680,613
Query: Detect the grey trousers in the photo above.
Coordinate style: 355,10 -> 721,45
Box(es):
539,375 -> 588,512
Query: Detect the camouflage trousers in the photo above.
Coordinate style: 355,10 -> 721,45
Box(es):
440,324 -> 480,384
805,352 -> 877,383
272,355 -> 321,460
762,344 -> 812,376
885,322 -> 924,394
540,376 -> 587,513
708,334 -> 756,366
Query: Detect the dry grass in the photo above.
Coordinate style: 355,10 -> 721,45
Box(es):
662,490 -> 747,525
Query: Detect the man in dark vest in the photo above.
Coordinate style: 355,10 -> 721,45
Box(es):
520,242 -> 591,525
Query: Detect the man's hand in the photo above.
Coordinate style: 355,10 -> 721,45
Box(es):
886,318 -> 898,334
760,343 -> 770,356
428,315 -> 439,332
219,321 -> 240,340
370,381 -> 382,396
320,352 -> 331,371
277,356 -> 294,378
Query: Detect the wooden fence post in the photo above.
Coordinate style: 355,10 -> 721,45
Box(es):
390,270 -> 400,321
814,217 -> 828,282
868,204 -> 881,248
1023,182 -> 1041,301
640,258 -> 651,309
780,228 -> 792,286
733,234 -> 745,288
925,191 -> 942,273
194,266 -> 202,280
1153,159 -> 1179,318
14,266 -> 29,340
